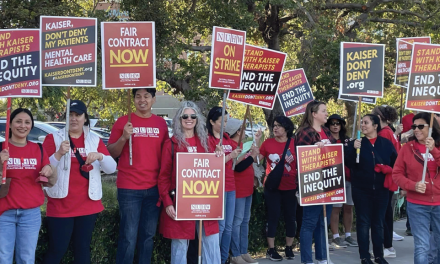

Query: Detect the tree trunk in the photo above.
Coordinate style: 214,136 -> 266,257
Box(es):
345,101 -> 358,138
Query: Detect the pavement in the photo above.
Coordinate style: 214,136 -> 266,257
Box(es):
255,220 -> 414,264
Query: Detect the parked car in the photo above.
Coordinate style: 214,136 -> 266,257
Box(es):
0,120 -> 59,144
45,122 -> 109,145
244,121 -> 266,138
163,117 -> 173,138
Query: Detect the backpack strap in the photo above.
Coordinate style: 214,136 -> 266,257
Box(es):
37,143 -> 43,164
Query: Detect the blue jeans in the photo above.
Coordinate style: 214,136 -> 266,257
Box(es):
231,195 -> 252,257
0,207 -> 41,264
219,190 -> 236,264
407,202 -> 440,264
116,187 -> 161,264
171,221 -> 221,264
429,232 -> 440,264
300,204 -> 332,263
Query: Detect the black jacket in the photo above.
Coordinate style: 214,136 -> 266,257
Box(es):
345,136 -> 397,190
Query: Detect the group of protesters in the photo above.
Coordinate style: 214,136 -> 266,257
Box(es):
0,87 -> 438,264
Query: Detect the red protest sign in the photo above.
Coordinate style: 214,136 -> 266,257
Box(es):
101,22 -> 156,89
395,37 -> 431,88
297,144 -> 346,206
340,42 -> 385,98
227,45 -> 286,109
209,26 -> 246,90
0,29 -> 41,97
40,16 -> 97,86
406,43 -> 440,113
175,153 -> 225,220
277,69 -> 314,117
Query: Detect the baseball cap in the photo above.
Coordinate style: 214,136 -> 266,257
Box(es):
70,100 -> 87,115
225,118 -> 242,136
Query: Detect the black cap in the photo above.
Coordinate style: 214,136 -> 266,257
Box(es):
326,114 -> 346,125
70,100 -> 87,115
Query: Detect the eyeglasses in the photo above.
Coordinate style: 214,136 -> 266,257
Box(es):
273,124 -> 282,128
411,124 -> 429,130
331,122 -> 341,126
181,114 -> 197,120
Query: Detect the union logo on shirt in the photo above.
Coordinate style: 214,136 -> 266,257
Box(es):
133,127 -> 160,138
222,145 -> 233,153
70,148 -> 87,157
7,158 -> 38,170
187,146 -> 197,153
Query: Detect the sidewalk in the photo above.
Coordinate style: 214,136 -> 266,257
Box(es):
256,220 -> 413,264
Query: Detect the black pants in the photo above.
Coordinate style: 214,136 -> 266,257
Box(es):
264,188 -> 297,238
295,194 -> 303,240
187,229 -> 199,264
352,187 -> 389,260
383,191 -> 394,248
42,213 -> 99,264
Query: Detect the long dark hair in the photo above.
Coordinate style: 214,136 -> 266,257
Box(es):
206,106 -> 228,137
363,114 -> 382,133
411,112 -> 440,147
9,108 -> 34,138
325,118 -> 348,140
273,116 -> 295,138
297,100 -> 325,133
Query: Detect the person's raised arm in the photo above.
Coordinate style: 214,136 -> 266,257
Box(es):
107,121 -> 132,159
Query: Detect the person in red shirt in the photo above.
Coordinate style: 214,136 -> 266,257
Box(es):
225,118 -> 259,264
158,101 -> 221,264
42,100 -> 116,264
371,105 -> 403,257
325,114 -> 358,248
0,108 -> 55,264
206,106 -> 241,264
256,116 -> 297,261
107,88 -> 169,264
393,112 -> 440,264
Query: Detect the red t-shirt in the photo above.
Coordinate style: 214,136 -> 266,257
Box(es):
337,139 -> 351,182
378,126 -> 401,152
108,113 -> 169,190
0,142 -> 50,216
231,141 -> 254,198
369,137 -> 377,146
43,133 -> 109,217
208,134 -> 235,192
411,141 -> 440,206
260,138 -> 297,190
186,137 -> 198,153
318,129 -> 331,144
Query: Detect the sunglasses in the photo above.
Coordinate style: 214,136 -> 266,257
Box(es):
411,124 -> 429,130
181,114 -> 197,120
331,122 -> 340,126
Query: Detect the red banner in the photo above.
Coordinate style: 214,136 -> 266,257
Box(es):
0,29 -> 41,97
395,37 -> 431,88
297,144 -> 346,206
175,153 -> 225,220
40,16 -> 97,86
405,43 -> 440,113
101,22 -> 156,89
277,69 -> 314,117
209,27 -> 246,90
227,45 -> 286,109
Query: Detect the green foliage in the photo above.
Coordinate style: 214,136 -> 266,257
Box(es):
33,179 -> 294,263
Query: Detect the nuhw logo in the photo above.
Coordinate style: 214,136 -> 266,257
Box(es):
216,31 -> 243,45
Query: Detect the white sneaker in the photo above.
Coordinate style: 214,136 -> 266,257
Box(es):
316,260 -> 335,264
393,231 -> 404,241
328,243 -> 335,251
384,247 -> 397,258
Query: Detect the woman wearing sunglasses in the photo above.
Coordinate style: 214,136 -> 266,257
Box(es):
345,114 -> 397,264
207,106 -> 241,264
295,101 -> 335,264
158,101 -> 220,264
393,112 -> 440,264
325,115 -> 358,249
